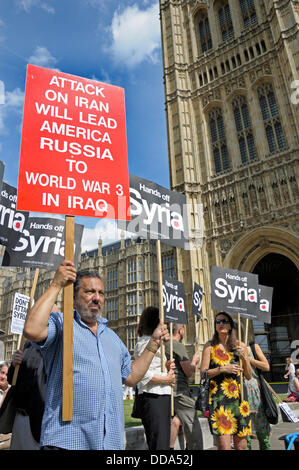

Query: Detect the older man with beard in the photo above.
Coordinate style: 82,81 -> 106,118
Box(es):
23,261 -> 170,450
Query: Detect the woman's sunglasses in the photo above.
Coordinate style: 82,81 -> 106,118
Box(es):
215,319 -> 230,325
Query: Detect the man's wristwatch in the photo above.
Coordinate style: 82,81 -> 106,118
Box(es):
146,343 -> 159,354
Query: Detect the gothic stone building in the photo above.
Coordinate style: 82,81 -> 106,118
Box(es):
1,1 -> 298,383
159,0 -> 299,379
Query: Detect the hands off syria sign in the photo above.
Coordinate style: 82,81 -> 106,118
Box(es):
118,175 -> 190,249
163,276 -> 187,324
211,266 -> 259,318
17,65 -> 130,220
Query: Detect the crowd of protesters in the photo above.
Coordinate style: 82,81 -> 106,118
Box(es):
0,262 -> 298,451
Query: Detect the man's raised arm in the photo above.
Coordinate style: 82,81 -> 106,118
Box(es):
23,261 -> 77,343
124,322 -> 170,387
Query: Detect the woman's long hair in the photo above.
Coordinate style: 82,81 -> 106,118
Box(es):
137,306 -> 159,337
211,312 -> 237,351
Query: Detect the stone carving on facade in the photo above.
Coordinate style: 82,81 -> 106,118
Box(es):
219,238 -> 233,256
263,63 -> 272,75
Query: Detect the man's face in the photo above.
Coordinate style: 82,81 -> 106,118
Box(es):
0,365 -> 8,391
74,277 -> 105,325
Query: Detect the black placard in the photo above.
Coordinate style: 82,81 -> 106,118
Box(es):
0,182 -> 29,247
162,275 -> 187,324
191,282 -> 203,320
210,265 -> 259,318
118,174 -> 190,249
257,284 -> 273,324
3,216 -> 83,270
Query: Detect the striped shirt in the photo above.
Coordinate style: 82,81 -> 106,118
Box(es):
34,311 -> 132,450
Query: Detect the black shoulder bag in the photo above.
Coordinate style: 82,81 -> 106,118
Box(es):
0,386 -> 17,434
195,369 -> 210,415
250,342 -> 278,425
131,387 -> 143,419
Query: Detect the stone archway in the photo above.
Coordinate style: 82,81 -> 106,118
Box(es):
253,253 -> 299,380
223,226 -> 299,381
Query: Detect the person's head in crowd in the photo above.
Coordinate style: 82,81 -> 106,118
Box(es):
73,270 -> 105,325
0,362 -> 9,391
137,307 -> 159,337
172,324 -> 185,342
211,312 -> 237,350
286,357 -> 292,365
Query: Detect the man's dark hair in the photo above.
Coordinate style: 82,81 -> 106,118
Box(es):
74,270 -> 103,296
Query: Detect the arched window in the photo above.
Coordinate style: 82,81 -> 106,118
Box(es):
218,2 -> 234,41
198,11 -> 212,52
209,108 -> 230,173
232,96 -> 257,164
239,0 -> 257,28
257,84 -> 287,154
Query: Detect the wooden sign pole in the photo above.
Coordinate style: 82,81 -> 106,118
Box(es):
12,268 -> 39,386
170,322 -> 174,417
62,215 -> 74,421
245,318 -> 249,346
238,313 -> 244,402
156,239 -> 165,373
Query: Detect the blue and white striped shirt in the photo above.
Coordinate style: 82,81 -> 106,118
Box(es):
34,311 -> 132,450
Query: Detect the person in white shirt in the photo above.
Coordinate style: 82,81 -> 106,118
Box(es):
134,307 -> 175,450
284,357 -> 296,395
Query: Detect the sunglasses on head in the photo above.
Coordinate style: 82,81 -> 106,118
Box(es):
215,319 -> 230,325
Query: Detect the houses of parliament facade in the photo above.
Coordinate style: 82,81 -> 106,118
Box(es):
0,0 -> 298,381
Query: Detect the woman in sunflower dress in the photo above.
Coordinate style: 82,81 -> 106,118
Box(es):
200,312 -> 252,450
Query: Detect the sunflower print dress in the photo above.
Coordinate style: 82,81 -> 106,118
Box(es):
208,345 -> 251,437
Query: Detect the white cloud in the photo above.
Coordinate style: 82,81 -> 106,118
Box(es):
0,88 -> 24,135
108,2 -> 161,68
15,0 -> 55,14
28,46 -> 59,70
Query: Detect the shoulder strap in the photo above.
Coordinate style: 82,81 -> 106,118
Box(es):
249,342 -> 263,377
249,341 -> 257,359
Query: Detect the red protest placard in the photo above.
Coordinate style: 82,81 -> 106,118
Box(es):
17,64 -> 131,220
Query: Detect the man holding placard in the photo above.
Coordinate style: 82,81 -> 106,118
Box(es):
165,324 -> 201,450
23,260 -> 170,450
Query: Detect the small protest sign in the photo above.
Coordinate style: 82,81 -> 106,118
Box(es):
0,182 -> 29,247
3,216 -> 83,269
210,266 -> 259,318
191,282 -> 203,320
11,293 -> 30,335
17,64 -> 131,221
279,403 -> 299,423
163,276 -> 187,324
118,174 -> 190,249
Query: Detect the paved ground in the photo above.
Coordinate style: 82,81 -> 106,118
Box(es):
206,420 -> 299,451
249,419 -> 299,451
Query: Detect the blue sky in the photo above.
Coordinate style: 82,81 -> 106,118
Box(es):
0,0 -> 169,251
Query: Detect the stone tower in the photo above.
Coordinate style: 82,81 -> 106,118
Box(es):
159,0 -> 299,379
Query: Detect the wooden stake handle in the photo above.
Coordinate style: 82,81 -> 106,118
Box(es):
238,313 -> 244,402
62,215 -> 74,421
170,322 -> 174,417
156,240 -> 165,372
